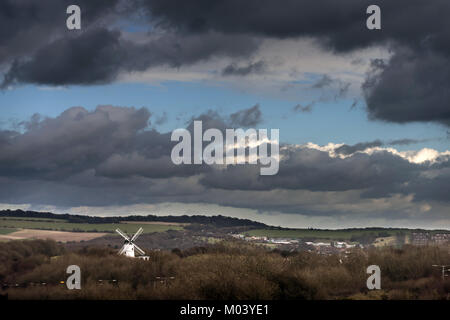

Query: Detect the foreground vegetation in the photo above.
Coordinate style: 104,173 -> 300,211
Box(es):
0,240 -> 448,300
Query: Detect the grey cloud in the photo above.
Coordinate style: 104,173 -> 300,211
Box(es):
293,102 -> 314,113
336,138 -> 436,154
154,112 -> 168,126
229,104 -> 262,127
96,154 -> 210,179
312,75 -> 334,89
312,75 -> 351,101
185,105 -> 263,134
221,60 -> 266,76
388,138 -> 425,146
187,110 -> 228,133
0,105 -> 156,179
335,140 -> 383,155
338,82 -> 351,98
349,99 -> 359,110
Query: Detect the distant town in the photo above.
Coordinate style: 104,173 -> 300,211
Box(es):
230,231 -> 450,255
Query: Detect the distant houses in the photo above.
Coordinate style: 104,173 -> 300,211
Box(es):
231,231 -> 450,253
269,238 -> 299,245
411,233 -> 449,246
305,241 -> 359,254
230,233 -> 359,254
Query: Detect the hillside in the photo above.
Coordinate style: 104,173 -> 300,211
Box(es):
0,209 -> 267,228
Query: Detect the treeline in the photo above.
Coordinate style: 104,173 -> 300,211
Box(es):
1,240 -> 449,300
0,209 -> 267,228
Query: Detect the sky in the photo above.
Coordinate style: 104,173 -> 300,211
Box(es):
0,0 -> 449,229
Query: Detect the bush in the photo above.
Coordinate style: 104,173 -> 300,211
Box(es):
1,240 -> 449,300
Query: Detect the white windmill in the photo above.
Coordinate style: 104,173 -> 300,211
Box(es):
115,227 -> 149,260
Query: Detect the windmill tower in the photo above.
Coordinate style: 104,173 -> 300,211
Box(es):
116,227 -> 149,260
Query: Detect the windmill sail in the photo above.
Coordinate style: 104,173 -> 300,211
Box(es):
118,245 -> 127,255
133,243 -> 145,256
130,227 -> 143,242
115,228 -> 130,242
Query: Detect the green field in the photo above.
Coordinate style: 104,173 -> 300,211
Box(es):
244,228 -> 439,240
0,227 -> 17,235
0,217 -> 183,234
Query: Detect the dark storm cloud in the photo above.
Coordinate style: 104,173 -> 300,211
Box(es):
0,105 -> 209,181
221,61 -> 266,76
0,105 -> 152,179
0,0 -> 261,87
404,168 -> 450,203
2,0 -> 450,126
0,0 -> 121,64
140,0 -> 373,49
0,106 -> 448,214
139,0 -> 450,125
0,105 -> 269,182
200,147 -> 418,193
140,0 -> 450,52
363,49 -> 450,126
2,27 -> 260,87
200,145 -> 450,204
2,28 -> 124,87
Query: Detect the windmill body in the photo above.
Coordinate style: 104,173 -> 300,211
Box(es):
116,227 -> 149,260
122,243 -> 135,257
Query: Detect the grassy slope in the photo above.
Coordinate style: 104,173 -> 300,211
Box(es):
0,217 -> 183,234
0,227 -> 17,235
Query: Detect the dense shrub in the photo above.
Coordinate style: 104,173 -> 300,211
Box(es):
0,239 -> 63,282
1,240 -> 448,300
